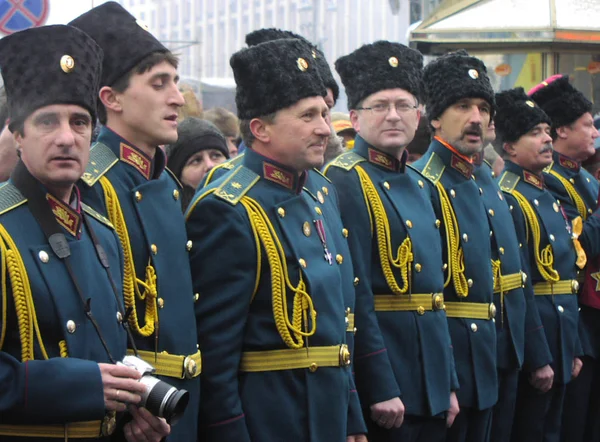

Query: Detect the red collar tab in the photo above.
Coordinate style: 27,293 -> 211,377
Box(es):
46,193 -> 81,237
120,142 -> 152,179
523,170 -> 544,189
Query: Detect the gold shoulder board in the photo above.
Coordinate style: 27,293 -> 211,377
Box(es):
81,142 -> 119,187
498,171 -> 520,194
81,203 -> 114,229
323,151 -> 365,173
421,152 -> 446,185
214,166 -> 260,206
0,183 -> 26,216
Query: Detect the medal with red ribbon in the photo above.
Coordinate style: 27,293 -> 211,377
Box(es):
313,219 -> 333,265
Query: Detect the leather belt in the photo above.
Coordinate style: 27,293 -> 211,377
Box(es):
533,279 -> 579,295
373,293 -> 445,314
239,344 -> 351,372
494,271 -> 527,293
445,301 -> 496,320
0,413 -> 116,438
128,348 -> 202,379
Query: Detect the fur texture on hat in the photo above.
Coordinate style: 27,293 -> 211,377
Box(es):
423,50 -> 495,122
529,74 -> 592,130
231,39 -> 326,120
245,28 -> 339,103
0,25 -> 103,132
70,1 -> 168,87
335,41 -> 423,110
495,87 -> 551,143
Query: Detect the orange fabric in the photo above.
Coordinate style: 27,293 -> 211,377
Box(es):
434,136 -> 473,163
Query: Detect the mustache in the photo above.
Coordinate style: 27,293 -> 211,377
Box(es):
461,124 -> 483,139
540,143 -> 553,154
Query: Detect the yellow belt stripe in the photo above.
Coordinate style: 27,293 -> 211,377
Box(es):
373,293 -> 442,312
346,313 -> 355,332
239,345 -> 347,372
128,349 -> 202,379
533,279 -> 579,295
0,421 -> 103,438
445,301 -> 495,320
494,272 -> 524,293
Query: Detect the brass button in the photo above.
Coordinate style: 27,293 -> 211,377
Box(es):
315,207 -> 322,215
418,180 -> 424,188
549,234 -> 555,242
534,199 -> 539,206
435,219 -> 441,228
383,182 -> 390,190
342,228 -> 349,238
38,250 -> 49,263
570,178 -> 575,184
433,294 -> 444,310
339,344 -> 351,366
299,258 -> 307,268
509,205 -> 514,212
521,272 -> 528,286
317,191 -> 325,204
462,233 -> 469,242
353,277 -> 360,286
157,298 -> 165,309
489,303 -> 497,318
450,189 -> 456,198
309,362 -> 318,372
417,306 -> 425,315
322,186 -> 329,195
151,244 -> 158,254
60,54 -> 75,73
186,240 -> 193,251
194,293 -> 200,302
406,220 -> 413,228
553,202 -> 559,212
589,208 -> 593,215
499,247 -> 505,255
336,254 -> 343,265
353,327 -> 357,335
491,171 -> 496,177
277,207 -> 285,217
303,222 -> 311,237
116,312 -> 123,323
558,305 -> 564,313
519,243 -> 522,248
479,187 -> 483,195
442,263 -> 448,271
135,191 -> 142,202
184,356 -> 198,378
66,320 -> 76,334
415,263 -> 422,272
471,323 -> 478,332
468,278 -> 474,287
173,189 -> 180,200
488,209 -> 495,216
572,280 -> 580,293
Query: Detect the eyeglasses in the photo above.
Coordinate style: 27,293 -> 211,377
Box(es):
356,102 -> 418,115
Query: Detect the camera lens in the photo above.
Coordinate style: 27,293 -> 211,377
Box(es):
139,375 -> 190,424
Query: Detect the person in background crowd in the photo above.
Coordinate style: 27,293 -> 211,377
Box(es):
186,37 -> 366,442
70,3 -> 201,440
331,112 -> 357,149
326,40 -> 459,442
494,87 -> 583,442
166,117 -> 229,211
177,83 -> 203,122
0,87 -> 19,182
203,107 -> 240,158
582,120 -> 600,179
483,121 -> 505,177
412,50 -> 498,442
405,114 -> 431,163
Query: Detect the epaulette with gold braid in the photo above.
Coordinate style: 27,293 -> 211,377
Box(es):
498,171 -> 520,194
202,154 -> 244,187
214,166 -> 260,206
420,152 -> 446,185
323,151 -> 365,173
82,202 -> 114,229
0,183 -> 26,216
81,142 -> 119,187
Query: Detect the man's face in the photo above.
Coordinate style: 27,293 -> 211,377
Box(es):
180,149 -> 227,189
324,88 -> 335,114
351,88 -> 420,153
226,137 -> 238,157
558,112 -> 599,162
264,96 -> 331,171
507,122 -> 553,173
485,120 -> 496,144
115,60 -> 184,147
431,97 -> 492,156
15,104 -> 92,190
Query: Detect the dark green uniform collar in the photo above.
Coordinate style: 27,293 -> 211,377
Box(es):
242,148 -> 307,194
353,135 -> 407,172
553,150 -> 581,173
504,160 -> 545,189
97,126 -> 166,180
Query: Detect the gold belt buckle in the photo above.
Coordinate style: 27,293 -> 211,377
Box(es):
432,293 -> 444,311
338,344 -> 351,367
184,355 -> 198,379
571,279 -> 579,294
489,303 -> 497,319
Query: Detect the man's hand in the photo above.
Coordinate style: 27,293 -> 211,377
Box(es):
99,363 -> 146,412
529,364 -> 554,392
124,406 -> 171,442
370,397 -> 405,429
446,391 -> 459,428
572,357 -> 583,379
346,435 -> 367,442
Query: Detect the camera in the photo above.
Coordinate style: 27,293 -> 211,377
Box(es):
118,355 -> 189,425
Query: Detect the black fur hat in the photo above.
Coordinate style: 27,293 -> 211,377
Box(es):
529,74 -> 592,129
0,25 -> 103,132
335,41 -> 423,110
495,88 -> 551,143
231,38 -> 326,120
69,1 -> 168,87
423,50 -> 495,121
245,28 -> 339,103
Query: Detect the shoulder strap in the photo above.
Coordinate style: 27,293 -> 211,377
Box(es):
214,166 -> 260,206
81,142 -> 119,187
81,203 -> 114,229
323,151 -> 365,173
498,171 -> 520,194
0,182 -> 26,216
420,152 -> 446,185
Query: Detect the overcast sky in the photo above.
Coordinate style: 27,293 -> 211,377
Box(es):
45,0 -> 111,25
